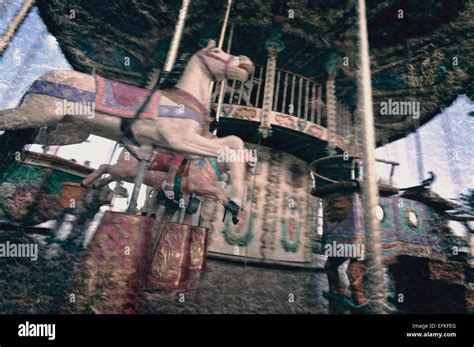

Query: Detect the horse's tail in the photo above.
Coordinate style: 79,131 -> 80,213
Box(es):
0,128 -> 39,180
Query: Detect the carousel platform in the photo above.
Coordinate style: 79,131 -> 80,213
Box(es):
0,224 -> 329,314
142,257 -> 328,314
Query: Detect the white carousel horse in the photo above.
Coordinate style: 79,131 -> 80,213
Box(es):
0,40 -> 254,223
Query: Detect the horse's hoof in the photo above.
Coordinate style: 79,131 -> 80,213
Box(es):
186,195 -> 201,214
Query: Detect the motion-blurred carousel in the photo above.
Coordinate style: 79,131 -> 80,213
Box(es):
0,0 -> 472,314
310,154 -> 471,313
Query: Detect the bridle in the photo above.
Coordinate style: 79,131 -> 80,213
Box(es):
196,48 -> 235,81
119,49 -> 235,147
159,48 -> 239,122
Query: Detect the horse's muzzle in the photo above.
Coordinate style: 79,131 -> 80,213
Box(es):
238,56 -> 255,75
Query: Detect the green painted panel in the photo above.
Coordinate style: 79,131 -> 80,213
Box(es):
3,165 -> 45,186
3,163 -> 84,195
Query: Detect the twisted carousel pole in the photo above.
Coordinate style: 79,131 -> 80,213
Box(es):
258,31 -> 284,138
127,0 -> 190,214
162,0 -> 190,74
213,0 -> 233,130
0,0 -> 36,55
217,0 -> 233,50
356,0 -> 388,313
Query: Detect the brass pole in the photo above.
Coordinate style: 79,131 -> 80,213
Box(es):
163,0 -> 190,72
209,0 -> 233,98
356,0 -> 388,313
0,0 -> 36,55
214,22 -> 234,132
127,0 -> 190,214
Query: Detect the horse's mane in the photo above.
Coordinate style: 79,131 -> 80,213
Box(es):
159,53 -> 192,90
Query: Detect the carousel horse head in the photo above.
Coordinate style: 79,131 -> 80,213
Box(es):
194,39 -> 254,82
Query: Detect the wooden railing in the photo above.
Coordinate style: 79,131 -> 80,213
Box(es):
272,67 -> 323,124
211,64 -> 266,109
212,65 -> 353,137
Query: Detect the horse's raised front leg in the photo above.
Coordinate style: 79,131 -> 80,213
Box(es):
94,175 -> 116,189
166,133 -> 245,224
187,179 -> 228,206
82,164 -> 111,188
166,133 -> 245,206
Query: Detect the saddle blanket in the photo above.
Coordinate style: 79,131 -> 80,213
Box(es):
27,76 -> 207,123
95,75 -> 161,118
148,150 -> 189,178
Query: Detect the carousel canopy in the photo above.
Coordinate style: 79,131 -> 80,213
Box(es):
36,0 -> 473,143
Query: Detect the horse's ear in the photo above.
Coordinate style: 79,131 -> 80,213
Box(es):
207,39 -> 216,48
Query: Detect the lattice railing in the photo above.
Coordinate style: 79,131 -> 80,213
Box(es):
212,65 -> 353,138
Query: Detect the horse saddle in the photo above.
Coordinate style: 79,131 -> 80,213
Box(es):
148,151 -> 189,178
95,76 -> 161,119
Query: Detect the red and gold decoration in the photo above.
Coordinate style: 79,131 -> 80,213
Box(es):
62,211 -> 155,314
202,145 -> 314,264
148,223 -> 209,291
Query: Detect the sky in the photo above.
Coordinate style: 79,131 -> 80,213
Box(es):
0,3 -> 473,209
375,95 -> 474,200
